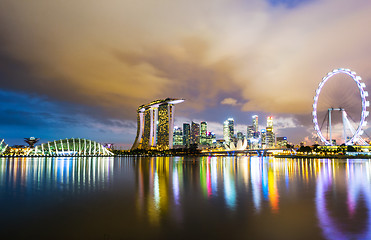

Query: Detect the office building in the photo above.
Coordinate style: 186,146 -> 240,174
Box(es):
206,132 -> 216,146
266,116 -> 275,148
200,122 -> 208,145
247,125 -> 254,139
173,126 -> 183,146
183,123 -> 190,147
252,115 -> 259,132
261,129 -> 266,148
190,121 -> 200,145
237,132 -> 245,141
223,118 -> 234,144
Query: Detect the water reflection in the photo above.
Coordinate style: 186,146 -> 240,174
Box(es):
134,156 -> 371,239
316,159 -> 371,240
0,157 -> 115,195
1,156 -> 371,239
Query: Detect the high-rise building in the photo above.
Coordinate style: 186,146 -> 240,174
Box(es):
252,115 -> 259,133
237,132 -> 244,141
183,123 -> 190,147
190,121 -> 200,145
248,115 -> 260,149
173,126 -> 183,146
266,116 -> 275,148
223,118 -> 234,144
276,137 -> 288,148
260,129 -> 266,148
267,116 -> 273,128
131,98 -> 184,150
223,120 -> 229,143
200,122 -> 207,145
206,132 -> 216,146
247,125 -> 254,139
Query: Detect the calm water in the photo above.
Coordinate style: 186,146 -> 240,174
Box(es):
0,156 -> 370,240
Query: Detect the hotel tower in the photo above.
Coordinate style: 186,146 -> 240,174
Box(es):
131,98 -> 184,151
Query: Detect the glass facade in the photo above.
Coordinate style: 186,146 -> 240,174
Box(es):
252,115 -> 258,133
266,117 -> 275,148
173,126 -> 183,146
200,122 -> 207,145
247,125 -> 254,139
190,122 -> 200,145
223,118 -> 234,144
183,123 -> 190,147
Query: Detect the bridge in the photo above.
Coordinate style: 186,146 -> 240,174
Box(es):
201,147 -> 297,157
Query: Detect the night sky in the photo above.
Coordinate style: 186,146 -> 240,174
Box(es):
1,0 -> 371,148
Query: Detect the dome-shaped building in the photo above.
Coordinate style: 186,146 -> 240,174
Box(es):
29,138 -> 113,156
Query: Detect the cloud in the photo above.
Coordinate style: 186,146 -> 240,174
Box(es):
1,0 -> 371,144
221,98 -> 240,106
274,116 -> 301,129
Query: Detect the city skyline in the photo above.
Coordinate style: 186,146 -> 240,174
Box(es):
1,0 -> 371,148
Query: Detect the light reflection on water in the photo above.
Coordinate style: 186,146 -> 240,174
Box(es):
133,156 -> 371,239
0,156 -> 370,239
0,157 -> 115,195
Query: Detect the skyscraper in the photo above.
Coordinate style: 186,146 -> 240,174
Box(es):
190,121 -> 200,145
200,121 -> 207,145
252,115 -> 259,133
206,132 -> 216,146
261,129 -> 266,148
249,115 -> 260,149
247,125 -> 254,139
183,123 -> 190,147
237,132 -> 244,141
173,126 -> 183,146
223,118 -> 234,144
131,98 -> 184,150
267,116 -> 273,128
266,116 -> 275,148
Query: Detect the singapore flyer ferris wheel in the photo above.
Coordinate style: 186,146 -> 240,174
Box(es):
312,68 -> 369,146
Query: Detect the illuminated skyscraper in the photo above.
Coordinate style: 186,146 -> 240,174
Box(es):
183,123 -> 190,147
190,121 -> 200,145
131,98 -> 184,150
173,126 -> 183,146
266,116 -> 275,148
223,118 -> 234,144
252,115 -> 258,132
237,132 -> 244,141
206,132 -> 216,146
261,129 -> 266,148
247,125 -> 254,139
267,116 -> 273,128
248,115 -> 260,149
200,121 -> 207,145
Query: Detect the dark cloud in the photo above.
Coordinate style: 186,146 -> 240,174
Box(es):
0,0 -> 371,146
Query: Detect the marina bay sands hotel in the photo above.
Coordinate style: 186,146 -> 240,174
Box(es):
131,98 -> 184,151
